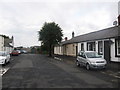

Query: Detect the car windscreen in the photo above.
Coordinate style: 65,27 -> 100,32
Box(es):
85,52 -> 102,58
0,52 -> 7,56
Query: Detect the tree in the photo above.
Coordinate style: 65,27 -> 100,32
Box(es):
38,22 -> 63,57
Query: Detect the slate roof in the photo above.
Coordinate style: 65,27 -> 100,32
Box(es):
4,38 -> 13,47
61,26 -> 120,45
0,34 -> 13,47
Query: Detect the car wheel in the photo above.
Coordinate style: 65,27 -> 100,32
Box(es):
76,60 -> 80,67
103,67 -> 106,70
86,64 -> 90,70
3,60 -> 7,66
7,60 -> 10,63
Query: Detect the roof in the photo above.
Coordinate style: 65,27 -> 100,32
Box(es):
0,34 -> 9,38
4,38 -> 13,47
61,26 -> 120,45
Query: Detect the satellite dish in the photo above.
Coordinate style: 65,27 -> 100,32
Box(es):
113,21 -> 117,26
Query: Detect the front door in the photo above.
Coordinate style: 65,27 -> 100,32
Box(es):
76,46 -> 78,57
104,41 -> 111,62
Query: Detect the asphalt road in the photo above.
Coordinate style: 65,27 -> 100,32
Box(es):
1,54 -> 120,88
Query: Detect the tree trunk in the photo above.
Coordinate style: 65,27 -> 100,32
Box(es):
49,44 -> 52,57
52,45 -> 54,55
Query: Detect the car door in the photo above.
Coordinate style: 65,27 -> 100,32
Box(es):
77,52 -> 82,64
81,52 -> 87,66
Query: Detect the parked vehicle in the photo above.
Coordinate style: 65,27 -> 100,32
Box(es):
76,51 -> 107,70
16,50 -> 21,54
0,51 -> 10,65
20,50 -> 27,54
10,50 -> 19,56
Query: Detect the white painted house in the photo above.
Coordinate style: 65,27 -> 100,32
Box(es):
0,35 -> 4,51
54,14 -> 120,62
54,26 -> 120,62
0,35 -> 14,53
76,26 -> 120,62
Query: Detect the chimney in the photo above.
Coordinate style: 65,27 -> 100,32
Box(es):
65,37 -> 67,41
72,31 -> 74,38
11,36 -> 14,40
118,15 -> 120,25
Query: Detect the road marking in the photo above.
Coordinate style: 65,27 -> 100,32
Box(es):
101,71 -> 106,74
101,71 -> 120,79
0,59 -> 13,76
54,57 -> 62,61
114,76 -> 120,79
0,68 -> 10,76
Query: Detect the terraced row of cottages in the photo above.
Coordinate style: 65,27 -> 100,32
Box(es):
0,35 -> 14,53
54,26 -> 120,62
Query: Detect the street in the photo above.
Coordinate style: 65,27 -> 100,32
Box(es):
1,54 -> 120,88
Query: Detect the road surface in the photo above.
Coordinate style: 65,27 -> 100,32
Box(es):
1,54 -> 119,88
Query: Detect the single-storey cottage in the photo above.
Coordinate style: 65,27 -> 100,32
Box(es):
54,26 -> 120,62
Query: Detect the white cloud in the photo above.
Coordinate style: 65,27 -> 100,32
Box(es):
0,1 -> 119,47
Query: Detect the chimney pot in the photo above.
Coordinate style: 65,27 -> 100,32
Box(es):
72,32 -> 74,38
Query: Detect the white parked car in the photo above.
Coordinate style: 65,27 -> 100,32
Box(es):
76,51 -> 107,70
16,50 -> 21,54
0,51 -> 10,65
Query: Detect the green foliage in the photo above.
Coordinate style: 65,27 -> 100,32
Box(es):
38,22 -> 63,56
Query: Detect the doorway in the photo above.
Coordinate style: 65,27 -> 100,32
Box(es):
104,41 -> 111,62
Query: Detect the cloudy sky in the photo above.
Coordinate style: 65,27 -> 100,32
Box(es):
0,0 -> 119,47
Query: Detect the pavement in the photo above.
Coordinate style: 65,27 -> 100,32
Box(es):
53,54 -> 120,72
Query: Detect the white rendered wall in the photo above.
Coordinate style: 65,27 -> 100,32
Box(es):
0,36 -> 4,51
84,42 -> 87,51
78,43 -> 81,53
95,41 -> 98,53
110,38 -> 120,62
78,42 -> 87,52
54,46 -> 63,55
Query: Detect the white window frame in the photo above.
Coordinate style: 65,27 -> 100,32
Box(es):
87,42 -> 96,51
81,43 -> 84,51
117,39 -> 120,55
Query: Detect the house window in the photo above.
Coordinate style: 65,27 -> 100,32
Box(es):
98,41 -> 103,55
117,39 -> 120,55
81,43 -> 84,51
87,42 -> 96,51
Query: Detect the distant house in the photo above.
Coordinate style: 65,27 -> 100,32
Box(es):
54,26 -> 120,62
54,32 -> 78,57
30,46 -> 40,54
0,35 -> 14,53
